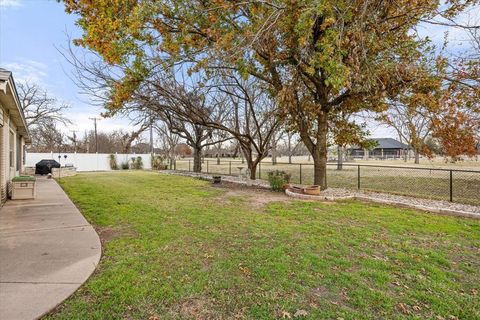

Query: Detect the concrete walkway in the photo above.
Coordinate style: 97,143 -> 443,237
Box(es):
0,177 -> 101,320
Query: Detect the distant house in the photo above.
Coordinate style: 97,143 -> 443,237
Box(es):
0,69 -> 31,204
203,148 -> 235,158
348,138 -> 410,160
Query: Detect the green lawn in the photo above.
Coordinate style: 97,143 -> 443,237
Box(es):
48,171 -> 479,320
175,160 -> 480,205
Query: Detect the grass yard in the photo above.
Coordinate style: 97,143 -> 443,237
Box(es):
48,171 -> 479,319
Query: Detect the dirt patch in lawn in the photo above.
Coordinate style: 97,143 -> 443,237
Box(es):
307,285 -> 352,309
95,226 -> 137,245
212,181 -> 293,209
177,296 -> 215,320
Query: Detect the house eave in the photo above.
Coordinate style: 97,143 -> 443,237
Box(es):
0,73 -> 31,143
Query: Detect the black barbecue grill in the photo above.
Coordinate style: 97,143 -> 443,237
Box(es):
35,159 -> 60,175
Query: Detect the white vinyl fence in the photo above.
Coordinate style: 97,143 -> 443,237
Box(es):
26,152 -> 154,171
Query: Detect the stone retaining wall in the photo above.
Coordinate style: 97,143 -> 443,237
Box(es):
51,167 -> 77,178
23,167 -> 35,176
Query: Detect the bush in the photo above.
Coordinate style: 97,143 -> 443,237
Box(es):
151,155 -> 166,170
267,170 -> 291,192
109,154 -> 118,170
136,156 -> 143,169
121,162 -> 129,170
131,156 -> 143,170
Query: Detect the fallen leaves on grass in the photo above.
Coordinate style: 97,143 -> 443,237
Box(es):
413,305 -> 422,312
293,309 -> 308,317
238,263 -> 252,276
397,302 -> 410,315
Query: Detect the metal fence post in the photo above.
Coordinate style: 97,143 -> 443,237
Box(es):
357,165 -> 361,189
449,170 -> 453,202
188,160 -> 191,171
174,160 -> 177,170
229,161 -> 232,175
299,164 -> 302,184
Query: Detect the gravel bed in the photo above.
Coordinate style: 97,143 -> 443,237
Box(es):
162,170 -> 480,217
354,190 -> 480,214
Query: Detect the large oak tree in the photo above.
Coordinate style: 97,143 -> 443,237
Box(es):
63,0 -> 478,188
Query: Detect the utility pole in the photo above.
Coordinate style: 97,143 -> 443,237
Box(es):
70,130 -> 78,152
89,117 -> 101,153
84,130 -> 89,153
149,119 -> 154,156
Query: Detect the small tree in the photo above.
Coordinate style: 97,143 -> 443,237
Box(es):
175,143 -> 193,158
108,154 -> 118,170
135,156 -> 143,169
151,155 -> 166,170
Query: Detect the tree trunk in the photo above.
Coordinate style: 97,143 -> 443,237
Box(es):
287,134 -> 293,164
170,148 -> 176,167
271,147 -> 277,165
193,146 -> 202,172
240,145 -> 256,180
337,145 -> 343,170
249,164 -> 257,180
311,113 -> 328,189
312,148 -> 327,189
414,149 -> 420,164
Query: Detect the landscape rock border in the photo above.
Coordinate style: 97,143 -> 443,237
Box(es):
162,170 -> 480,220
285,188 -> 480,220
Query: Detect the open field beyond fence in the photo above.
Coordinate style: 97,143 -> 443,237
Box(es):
174,160 -> 480,206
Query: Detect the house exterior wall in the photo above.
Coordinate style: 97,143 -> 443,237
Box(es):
0,102 -> 25,205
0,69 -> 30,206
0,106 -> 6,204
349,148 -> 411,160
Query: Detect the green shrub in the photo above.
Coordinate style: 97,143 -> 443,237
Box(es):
12,175 -> 36,182
109,154 -> 118,170
131,156 -> 143,170
267,170 -> 291,192
121,162 -> 129,170
136,156 -> 143,169
151,155 -> 166,170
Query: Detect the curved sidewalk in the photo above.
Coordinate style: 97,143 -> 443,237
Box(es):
0,177 -> 101,320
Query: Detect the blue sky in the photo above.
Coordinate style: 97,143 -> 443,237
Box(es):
0,0 -> 478,142
0,0 -> 132,136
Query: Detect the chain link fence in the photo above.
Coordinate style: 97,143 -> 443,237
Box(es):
173,159 -> 480,206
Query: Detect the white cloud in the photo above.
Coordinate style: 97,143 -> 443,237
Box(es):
0,0 -> 22,8
57,110 -> 138,135
4,59 -> 48,84
3,59 -> 140,135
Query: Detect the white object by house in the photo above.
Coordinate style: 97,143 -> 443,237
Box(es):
11,178 -> 36,200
